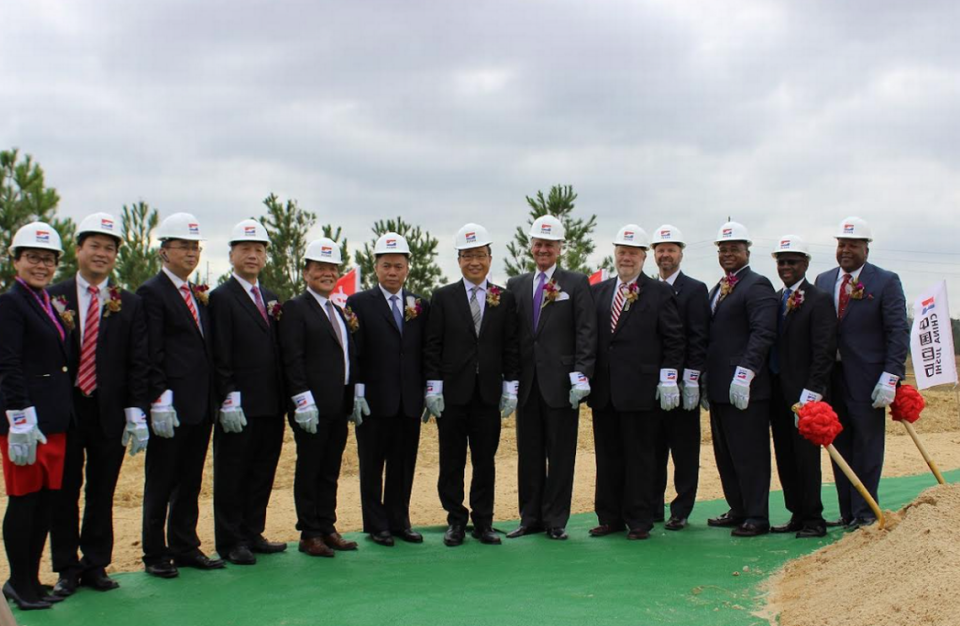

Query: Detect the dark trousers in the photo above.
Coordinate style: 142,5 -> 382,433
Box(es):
355,414 -> 421,533
436,388 -> 501,528
710,401 -> 771,525
293,416 -> 348,539
516,381 -> 579,530
50,392 -> 125,576
653,405 -> 701,520
142,421 -> 212,565
213,414 -> 285,552
831,364 -> 885,521
770,381 -> 824,526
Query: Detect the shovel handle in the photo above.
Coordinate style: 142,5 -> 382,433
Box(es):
826,443 -> 885,530
901,421 -> 946,485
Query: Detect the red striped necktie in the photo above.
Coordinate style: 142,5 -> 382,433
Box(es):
180,284 -> 200,328
610,283 -> 627,332
77,285 -> 100,395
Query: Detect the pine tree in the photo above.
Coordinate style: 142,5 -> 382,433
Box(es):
258,193 -> 316,302
115,201 -> 161,291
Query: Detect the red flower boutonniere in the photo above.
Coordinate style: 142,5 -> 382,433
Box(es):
103,285 -> 123,317
486,285 -> 502,307
785,289 -> 804,313
847,281 -> 873,301
344,306 -> 359,333
404,296 -> 422,322
267,300 -> 282,321
718,274 -> 739,303
541,279 -> 562,308
52,296 -> 76,331
191,283 -> 210,306
622,282 -> 640,312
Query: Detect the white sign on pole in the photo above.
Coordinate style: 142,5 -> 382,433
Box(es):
910,280 -> 958,390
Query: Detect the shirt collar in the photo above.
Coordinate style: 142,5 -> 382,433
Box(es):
162,266 -> 189,290
785,278 -> 805,292
660,269 -> 680,285
535,265 -> 557,282
463,277 -> 488,292
616,274 -> 640,290
307,287 -> 330,307
233,273 -> 259,294
379,284 -> 403,302
842,265 -> 864,282
729,265 -> 749,277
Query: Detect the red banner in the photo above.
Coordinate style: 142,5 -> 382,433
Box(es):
589,268 -> 608,285
330,268 -> 361,308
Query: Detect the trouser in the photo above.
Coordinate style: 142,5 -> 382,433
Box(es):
355,413 -> 421,533
293,416 -> 348,539
436,387 -> 501,528
50,392 -> 126,576
653,405 -> 701,520
141,421 -> 212,565
710,401 -> 771,525
213,414 -> 285,552
831,364 -> 885,521
770,381 -> 824,526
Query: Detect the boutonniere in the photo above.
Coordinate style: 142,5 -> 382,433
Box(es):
191,283 -> 210,306
622,282 -> 640,312
52,296 -> 76,331
267,300 -> 282,321
718,273 -> 739,303
343,306 -> 360,333
486,285 -> 502,307
404,296 -> 423,322
541,279 -> 561,308
785,289 -> 805,313
847,281 -> 873,301
103,285 -> 123,317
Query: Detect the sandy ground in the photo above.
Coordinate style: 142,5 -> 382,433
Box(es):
2,382 -> 959,584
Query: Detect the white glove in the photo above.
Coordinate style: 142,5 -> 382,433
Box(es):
219,392 -> 247,434
292,391 -> 319,434
871,372 -> 899,409
6,407 -> 47,466
729,367 -> 754,411
681,369 -> 701,411
351,384 -> 370,427
569,372 -> 591,409
121,408 -> 150,456
500,380 -> 519,418
656,368 -> 681,411
425,380 -> 444,420
798,389 -> 823,406
150,390 -> 180,439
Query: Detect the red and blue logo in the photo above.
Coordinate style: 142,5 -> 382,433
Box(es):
295,396 -> 309,408
188,223 -> 200,236
12,413 -> 27,426
36,230 -> 50,243
665,371 -> 677,381
244,226 -> 257,237
321,246 -> 333,257
921,296 -> 935,315
660,229 -> 671,239
101,218 -> 115,231
386,238 -> 397,249
722,228 -> 733,238
623,231 -> 634,241
736,370 -> 748,381
843,223 -> 855,234
465,232 -> 476,243
541,224 -> 552,235
780,239 -> 791,249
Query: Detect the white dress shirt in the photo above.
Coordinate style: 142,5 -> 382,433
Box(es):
710,265 -> 749,310
233,273 -> 265,310
464,277 -> 488,319
532,265 -> 558,298
308,287 -> 351,384
659,269 -> 680,286
75,273 -> 107,343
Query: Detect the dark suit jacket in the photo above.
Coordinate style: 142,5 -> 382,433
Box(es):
344,287 -> 429,418
209,278 -> 285,419
423,280 -> 520,407
49,277 -> 150,437
815,262 -> 909,403
506,267 -> 597,409
667,271 -> 710,374
136,271 -> 215,426
772,279 -> 837,404
706,266 -> 778,404
588,274 -> 685,412
0,281 -> 74,435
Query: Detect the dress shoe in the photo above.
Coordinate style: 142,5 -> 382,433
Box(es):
250,535 -> 287,554
588,524 -> 624,537
796,525 -> 827,538
506,525 -> 543,539
370,531 -> 395,547
664,517 -> 687,531
174,551 -> 226,570
145,560 -> 179,579
323,532 -> 358,551
443,524 -> 466,547
298,537 -> 335,558
731,522 -> 770,537
37,585 -> 64,603
707,511 -> 744,528
53,574 -> 79,597
626,528 -> 651,540
471,526 -> 501,545
2,582 -> 52,610
845,517 -> 877,531
394,528 -> 424,544
80,569 -> 120,591
825,516 -> 850,528
224,546 -> 257,565
770,520 -> 803,534
546,527 -> 568,540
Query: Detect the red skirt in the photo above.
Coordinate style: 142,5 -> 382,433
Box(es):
0,433 -> 66,496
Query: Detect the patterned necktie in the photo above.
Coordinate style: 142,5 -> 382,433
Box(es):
180,284 -> 200,328
326,300 -> 344,348
469,286 -> 482,335
837,274 -> 852,319
532,272 -> 546,330
610,283 -> 627,332
251,285 -> 269,322
780,288 -> 792,320
77,285 -> 100,395
390,295 -> 404,335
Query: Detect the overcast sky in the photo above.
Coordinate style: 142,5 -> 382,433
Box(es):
3,0 -> 960,308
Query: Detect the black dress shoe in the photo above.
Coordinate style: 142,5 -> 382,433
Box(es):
224,546 -> 257,565
471,527 -> 502,545
370,531 -> 395,547
770,520 -> 803,534
731,522 -> 770,537
53,574 -> 79,597
506,525 -> 543,539
707,511 -> 744,528
626,528 -> 650,540
174,552 -> 226,570
80,569 -> 120,591
588,524 -> 624,537
394,528 -> 424,544
443,524 -> 466,547
664,517 -> 687,531
845,517 -> 877,531
546,527 -> 568,540
145,560 -> 179,579
796,525 -> 827,538
37,585 -> 64,603
250,535 -> 287,554
825,516 -> 850,528
2,582 -> 52,610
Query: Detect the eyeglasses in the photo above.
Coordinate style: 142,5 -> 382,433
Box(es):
777,259 -> 802,266
22,253 -> 58,267
459,253 -> 490,261
166,244 -> 203,252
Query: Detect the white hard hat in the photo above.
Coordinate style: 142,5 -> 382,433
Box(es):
835,216 -> 873,242
77,212 -> 121,243
157,212 -> 205,242
230,219 -> 270,245
454,223 -> 492,251
11,221 -> 64,255
529,215 -> 565,241
650,224 -> 686,248
304,237 -> 343,265
714,221 -> 751,245
772,234 -> 811,258
374,232 -> 411,255
613,224 -> 649,248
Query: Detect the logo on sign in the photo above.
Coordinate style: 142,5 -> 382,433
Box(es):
101,218 -> 114,231
465,232 -> 476,243
722,228 -> 733,238
843,224 -> 855,234
623,231 -> 634,240
921,296 -> 935,316
244,226 -> 257,237
36,230 -> 50,243
780,239 -> 791,249
386,239 -> 397,249
321,246 -> 333,257
188,223 -> 200,235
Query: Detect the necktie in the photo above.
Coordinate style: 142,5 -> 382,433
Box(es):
390,295 -> 404,334
77,285 -> 100,395
837,273 -> 852,319
326,300 -> 344,348
251,285 -> 269,322
532,272 -> 546,330
779,288 -> 792,321
469,286 -> 482,335
180,284 -> 200,329
610,283 -> 627,332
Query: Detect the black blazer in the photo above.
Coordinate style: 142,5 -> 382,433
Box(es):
423,280 -> 520,407
667,271 -> 710,374
48,277 -> 150,437
588,274 -> 685,412
0,281 -> 74,435
506,267 -> 597,409
706,266 -> 778,404
209,278 -> 285,419
345,286 -> 429,419
279,291 -> 355,419
136,271 -> 215,426
771,279 -> 837,404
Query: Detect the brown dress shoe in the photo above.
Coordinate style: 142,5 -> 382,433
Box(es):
589,524 -> 624,537
323,532 -> 358,551
627,528 -> 651,540
298,537 -> 335,558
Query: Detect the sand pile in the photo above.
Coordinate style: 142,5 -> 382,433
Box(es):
763,482 -> 960,626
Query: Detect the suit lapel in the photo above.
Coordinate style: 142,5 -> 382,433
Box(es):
478,283 -> 499,338
597,279 -> 614,335
614,276 -> 645,336
536,270 -> 561,337
62,278 -> 83,357
453,280 -> 478,337
17,282 -> 68,356
159,272 -> 205,340
375,288 -> 403,335
515,274 -> 535,336
305,293 -> 341,344
227,278 -> 269,332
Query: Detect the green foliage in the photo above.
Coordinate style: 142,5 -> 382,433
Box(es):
353,216 -> 446,299
115,201 -> 161,291
321,224 -> 352,274
258,193 -> 316,302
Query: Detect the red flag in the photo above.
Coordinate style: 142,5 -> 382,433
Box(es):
589,268 -> 608,285
330,268 -> 361,308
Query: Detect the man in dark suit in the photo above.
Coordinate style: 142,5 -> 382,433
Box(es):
768,235 -> 836,538
423,224 -> 520,547
588,225 -> 684,541
137,212 -> 222,578
650,224 -> 710,531
345,232 -> 429,547
209,219 -> 288,565
705,221 -> 778,537
505,215 -> 597,541
48,213 -> 150,597
814,217 -> 908,529
279,237 -> 359,558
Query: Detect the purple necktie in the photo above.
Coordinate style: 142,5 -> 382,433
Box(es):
532,272 -> 546,330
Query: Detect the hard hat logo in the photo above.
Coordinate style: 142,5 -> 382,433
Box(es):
244,226 -> 257,237
188,223 -> 200,236
36,231 -> 50,244
101,219 -> 114,231
321,246 -> 333,257
722,228 -> 733,238
541,224 -> 552,235
843,224 -> 855,234
465,232 -> 476,243
623,231 -> 634,241
386,239 -> 397,248
780,239 -> 791,249
660,230 -> 671,238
